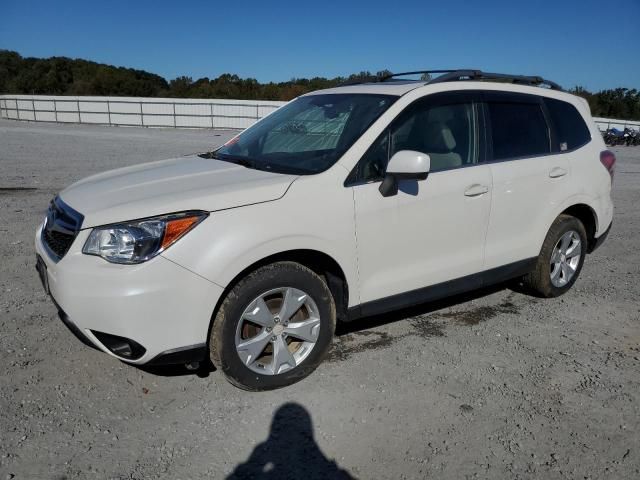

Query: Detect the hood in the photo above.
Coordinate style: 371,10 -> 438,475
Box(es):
59,155 -> 297,228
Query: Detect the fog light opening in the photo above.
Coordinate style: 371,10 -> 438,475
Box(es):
91,331 -> 146,360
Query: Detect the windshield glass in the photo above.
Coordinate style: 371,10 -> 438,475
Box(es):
213,94 -> 396,175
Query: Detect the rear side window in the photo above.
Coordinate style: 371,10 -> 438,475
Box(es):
487,102 -> 550,160
544,98 -> 591,151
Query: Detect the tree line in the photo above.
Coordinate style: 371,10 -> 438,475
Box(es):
1,50 -> 638,120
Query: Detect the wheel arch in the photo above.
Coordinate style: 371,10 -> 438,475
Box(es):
207,249 -> 351,347
560,203 -> 599,253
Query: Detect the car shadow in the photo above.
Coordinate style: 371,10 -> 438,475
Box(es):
226,402 -> 356,479
138,359 -> 215,378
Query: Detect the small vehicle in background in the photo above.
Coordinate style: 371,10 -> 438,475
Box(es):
624,128 -> 639,146
603,127 -> 640,146
603,127 -> 624,146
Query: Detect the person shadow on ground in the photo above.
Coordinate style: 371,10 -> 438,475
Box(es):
226,402 -> 356,480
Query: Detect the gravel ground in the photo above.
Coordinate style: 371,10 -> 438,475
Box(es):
1,118 -> 639,480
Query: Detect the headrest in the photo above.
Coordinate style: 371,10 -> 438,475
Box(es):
424,122 -> 456,152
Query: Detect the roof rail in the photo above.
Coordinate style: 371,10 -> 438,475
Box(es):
379,70 -> 458,81
426,70 -> 563,90
338,69 -> 562,90
339,70 -> 455,86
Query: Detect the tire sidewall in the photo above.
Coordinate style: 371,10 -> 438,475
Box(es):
213,263 -> 336,391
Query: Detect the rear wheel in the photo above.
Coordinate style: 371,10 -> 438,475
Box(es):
210,261 -> 336,391
523,214 -> 587,297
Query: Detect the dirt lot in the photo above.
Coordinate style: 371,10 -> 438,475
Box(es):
1,118 -> 639,479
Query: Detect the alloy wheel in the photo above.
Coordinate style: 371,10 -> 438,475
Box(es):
550,230 -> 582,287
234,287 -> 321,375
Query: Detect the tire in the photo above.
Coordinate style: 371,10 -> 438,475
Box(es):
522,214 -> 587,298
210,261 -> 336,391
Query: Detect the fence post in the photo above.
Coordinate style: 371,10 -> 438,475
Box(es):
107,100 -> 111,126
140,101 -> 144,127
54,99 -> 58,122
256,103 -> 259,120
173,103 -> 176,128
32,99 -> 36,122
210,103 -> 214,129
77,100 -> 81,123
16,99 -> 21,120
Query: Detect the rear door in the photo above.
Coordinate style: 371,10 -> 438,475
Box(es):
482,92 -> 570,269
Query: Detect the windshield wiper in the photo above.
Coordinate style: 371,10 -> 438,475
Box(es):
218,154 -> 260,170
200,151 -> 260,170
200,151 -> 309,175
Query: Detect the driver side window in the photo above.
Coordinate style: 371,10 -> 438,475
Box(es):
351,98 -> 477,184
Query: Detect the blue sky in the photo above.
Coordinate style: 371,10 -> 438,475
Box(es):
1,0 -> 638,91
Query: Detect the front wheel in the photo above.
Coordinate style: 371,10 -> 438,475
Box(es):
210,261 -> 336,391
523,214 -> 587,298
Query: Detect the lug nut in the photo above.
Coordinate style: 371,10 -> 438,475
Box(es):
274,317 -> 280,324
270,335 -> 277,342
266,327 -> 272,332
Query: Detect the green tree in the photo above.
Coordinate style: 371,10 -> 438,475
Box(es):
1,50 -> 638,120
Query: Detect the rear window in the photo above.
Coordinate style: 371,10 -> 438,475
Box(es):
544,98 -> 591,151
488,102 -> 550,160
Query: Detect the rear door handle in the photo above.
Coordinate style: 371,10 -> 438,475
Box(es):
549,167 -> 567,178
464,184 -> 489,197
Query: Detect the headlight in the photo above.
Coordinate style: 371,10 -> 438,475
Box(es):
82,211 -> 207,264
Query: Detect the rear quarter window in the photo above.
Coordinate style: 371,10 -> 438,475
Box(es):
544,97 -> 591,151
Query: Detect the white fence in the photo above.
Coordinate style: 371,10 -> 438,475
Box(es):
0,95 -> 286,130
1,94 -> 639,133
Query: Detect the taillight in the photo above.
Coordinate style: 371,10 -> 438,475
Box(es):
600,150 -> 616,183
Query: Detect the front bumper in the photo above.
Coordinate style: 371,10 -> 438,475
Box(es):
35,222 -> 223,365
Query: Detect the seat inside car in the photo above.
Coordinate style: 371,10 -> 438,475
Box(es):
416,120 -> 463,171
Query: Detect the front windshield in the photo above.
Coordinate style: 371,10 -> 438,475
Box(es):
213,94 -> 396,175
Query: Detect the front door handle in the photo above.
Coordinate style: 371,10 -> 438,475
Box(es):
549,167 -> 567,178
464,184 -> 489,197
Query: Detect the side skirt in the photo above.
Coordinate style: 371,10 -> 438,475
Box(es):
347,258 -> 537,321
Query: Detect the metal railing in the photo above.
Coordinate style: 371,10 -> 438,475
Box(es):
0,95 -> 285,130
593,117 -> 640,132
2,95 -> 639,133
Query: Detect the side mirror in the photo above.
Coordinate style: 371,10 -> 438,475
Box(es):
379,150 -> 431,197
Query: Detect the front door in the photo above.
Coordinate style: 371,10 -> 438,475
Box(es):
348,93 -> 492,307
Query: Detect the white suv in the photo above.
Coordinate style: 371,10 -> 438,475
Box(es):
35,70 -> 614,390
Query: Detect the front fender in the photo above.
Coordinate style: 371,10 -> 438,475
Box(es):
162,171 -> 360,307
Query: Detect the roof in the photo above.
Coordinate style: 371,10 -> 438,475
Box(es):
304,81 -> 427,97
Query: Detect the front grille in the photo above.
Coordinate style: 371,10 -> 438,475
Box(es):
42,196 -> 84,261
43,228 -> 75,258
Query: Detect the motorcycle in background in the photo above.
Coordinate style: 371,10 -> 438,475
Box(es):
603,128 -> 624,146
603,127 -> 640,146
